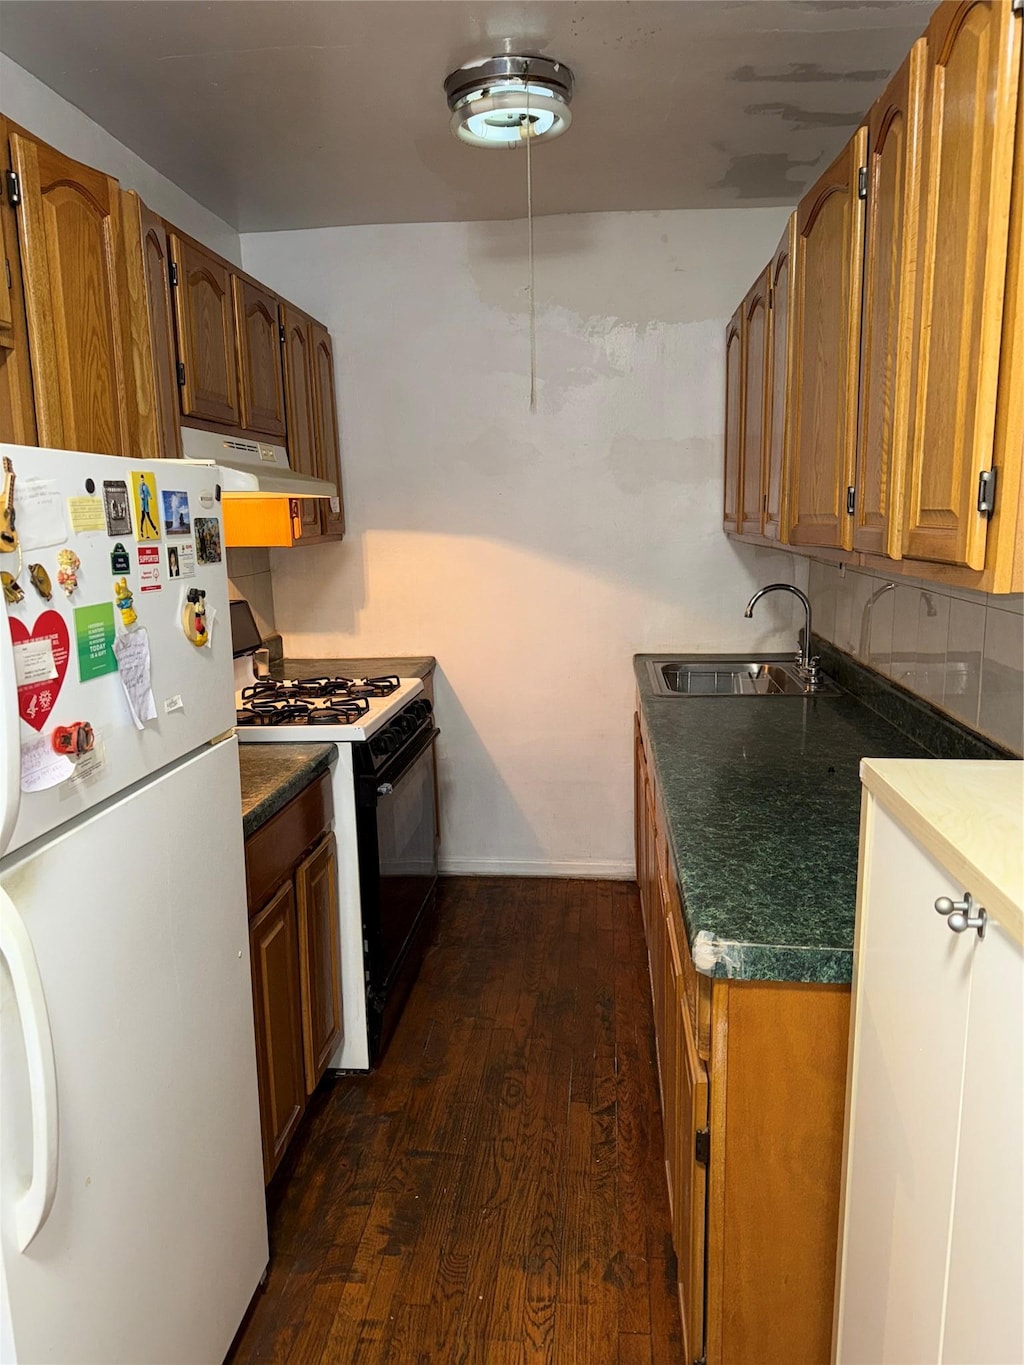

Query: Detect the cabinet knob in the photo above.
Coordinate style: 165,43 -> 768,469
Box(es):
935,892 -> 987,940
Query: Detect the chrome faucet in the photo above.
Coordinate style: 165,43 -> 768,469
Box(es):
744,583 -> 821,685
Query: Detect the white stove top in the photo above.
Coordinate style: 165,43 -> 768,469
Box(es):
233,675 -> 424,743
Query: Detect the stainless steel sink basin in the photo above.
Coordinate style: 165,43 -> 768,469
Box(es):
647,658 -> 840,698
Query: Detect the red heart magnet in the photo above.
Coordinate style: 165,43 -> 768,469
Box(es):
9,611 -> 71,731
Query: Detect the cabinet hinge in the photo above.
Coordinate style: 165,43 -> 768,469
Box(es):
857,165 -> 868,200
176,361 -> 186,387
279,323 -> 286,344
5,170 -> 20,207
846,485 -> 856,515
168,261 -> 178,288
695,1127 -> 710,1166
977,469 -> 997,516
1013,0 -> 1022,17
694,1357 -> 708,1365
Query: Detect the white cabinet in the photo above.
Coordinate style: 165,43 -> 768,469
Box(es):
834,760 -> 1023,1365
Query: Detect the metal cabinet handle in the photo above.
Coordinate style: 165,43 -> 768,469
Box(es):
935,892 -> 987,940
377,782 -> 393,798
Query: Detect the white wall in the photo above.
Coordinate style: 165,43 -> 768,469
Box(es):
242,208 -> 806,876
0,54 -> 240,264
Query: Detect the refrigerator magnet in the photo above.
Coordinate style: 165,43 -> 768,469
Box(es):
194,518 -> 222,564
110,542 -> 131,575
10,610 -> 70,727
181,586 -> 209,648
113,578 -> 137,628
56,549 -> 81,597
103,480 -> 132,537
73,602 -> 118,683
130,471 -> 161,541
67,495 -> 105,534
28,563 -> 53,601
137,545 -> 162,593
161,490 -> 191,538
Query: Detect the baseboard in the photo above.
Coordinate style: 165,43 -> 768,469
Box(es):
437,856 -> 636,879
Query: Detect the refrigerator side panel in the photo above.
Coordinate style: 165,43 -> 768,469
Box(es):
0,737 -> 267,1365
1,446 -> 234,855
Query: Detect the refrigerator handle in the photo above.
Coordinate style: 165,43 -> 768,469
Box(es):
0,593 -> 22,856
0,885 -> 59,1252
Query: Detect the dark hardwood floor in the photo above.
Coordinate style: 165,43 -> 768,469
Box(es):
228,877 -> 682,1364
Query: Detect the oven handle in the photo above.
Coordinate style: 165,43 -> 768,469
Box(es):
357,726 -> 439,808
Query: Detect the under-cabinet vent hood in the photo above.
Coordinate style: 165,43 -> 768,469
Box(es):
179,427 -> 336,498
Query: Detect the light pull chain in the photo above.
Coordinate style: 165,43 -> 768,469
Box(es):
525,88 -> 537,413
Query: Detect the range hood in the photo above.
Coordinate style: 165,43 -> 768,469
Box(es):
179,427 -> 336,498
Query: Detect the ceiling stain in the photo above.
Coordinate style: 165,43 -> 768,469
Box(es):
718,150 -> 822,199
731,61 -> 890,83
746,101 -> 865,129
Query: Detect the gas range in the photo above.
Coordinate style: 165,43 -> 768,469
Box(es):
233,674 -> 425,744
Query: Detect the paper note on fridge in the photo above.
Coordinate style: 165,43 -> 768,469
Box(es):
13,477 -> 67,550
113,628 -> 158,729
20,733 -> 75,792
13,636 -> 58,687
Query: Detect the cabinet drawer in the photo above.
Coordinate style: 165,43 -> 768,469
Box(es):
244,771 -> 333,913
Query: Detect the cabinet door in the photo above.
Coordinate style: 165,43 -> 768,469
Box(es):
295,833 -> 342,1093
835,798 -> 974,1364
854,41 -> 926,558
668,913 -> 708,1365
942,919 -> 1023,1363
249,880 -> 306,1182
902,0 -> 1021,569
723,304 -> 744,533
763,216 -> 796,543
280,303 -> 321,540
0,120 -> 35,445
9,129 -> 136,456
121,192 -> 182,460
311,321 -> 345,538
233,276 -> 286,438
739,268 -> 771,535
169,233 -> 239,426
787,127 -> 867,549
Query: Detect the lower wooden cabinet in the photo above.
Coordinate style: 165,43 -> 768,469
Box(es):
249,880 -> 307,1182
244,773 -> 340,1182
635,713 -> 850,1364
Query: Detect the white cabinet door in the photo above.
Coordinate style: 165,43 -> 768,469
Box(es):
836,799 -> 975,1365
942,917 -> 1024,1364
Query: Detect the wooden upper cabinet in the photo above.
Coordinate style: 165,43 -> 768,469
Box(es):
169,232 -> 239,426
902,0 -> 1022,569
311,321 -> 345,538
233,276 -> 286,438
854,41 -> 927,559
280,302 -> 321,539
787,126 -> 868,550
295,833 -> 342,1093
121,192 -> 182,460
0,119 -> 35,446
764,215 -> 796,543
723,304 -> 744,533
739,268 -> 771,536
9,128 -> 136,456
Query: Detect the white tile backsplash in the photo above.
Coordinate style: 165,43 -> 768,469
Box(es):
814,563 -> 1023,755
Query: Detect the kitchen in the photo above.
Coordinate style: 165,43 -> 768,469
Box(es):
0,1 -> 1022,1363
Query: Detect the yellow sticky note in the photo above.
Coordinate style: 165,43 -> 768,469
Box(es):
67,496 -> 105,533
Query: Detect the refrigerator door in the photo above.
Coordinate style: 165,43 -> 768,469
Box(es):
0,737 -> 267,1365
1,445 -> 234,857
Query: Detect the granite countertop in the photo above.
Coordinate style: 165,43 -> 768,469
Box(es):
238,743 -> 337,839
635,654 -> 933,986
274,656 -> 435,681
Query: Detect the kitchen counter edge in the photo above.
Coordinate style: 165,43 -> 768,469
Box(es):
239,743 -> 338,840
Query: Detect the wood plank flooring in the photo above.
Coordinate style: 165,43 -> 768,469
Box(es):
228,877 -> 682,1364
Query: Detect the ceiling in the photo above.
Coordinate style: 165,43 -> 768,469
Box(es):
0,0 -> 937,232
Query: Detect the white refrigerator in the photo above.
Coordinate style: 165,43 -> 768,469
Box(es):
0,445 -> 268,1364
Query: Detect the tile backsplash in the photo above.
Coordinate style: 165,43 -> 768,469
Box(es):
808,560 -> 1023,755
226,548 -> 276,639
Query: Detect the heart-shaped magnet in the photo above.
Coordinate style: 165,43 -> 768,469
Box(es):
9,610 -> 71,731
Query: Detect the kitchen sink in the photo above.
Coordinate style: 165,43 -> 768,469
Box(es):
647,658 -> 841,698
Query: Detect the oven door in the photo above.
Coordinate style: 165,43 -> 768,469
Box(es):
356,727 -> 439,1057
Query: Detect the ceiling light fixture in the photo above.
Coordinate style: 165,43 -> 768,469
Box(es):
443,55 -> 574,149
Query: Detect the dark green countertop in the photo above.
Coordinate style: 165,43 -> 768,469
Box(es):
238,743 -> 337,839
634,654 -> 932,985
275,656 -> 435,681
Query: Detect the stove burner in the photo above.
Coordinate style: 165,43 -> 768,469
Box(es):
235,690 -> 373,727
240,675 -> 400,705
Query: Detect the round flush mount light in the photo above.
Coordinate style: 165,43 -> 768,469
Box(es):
443,54 -> 574,148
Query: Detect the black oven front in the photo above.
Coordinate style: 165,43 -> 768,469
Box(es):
353,697 -> 439,1064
